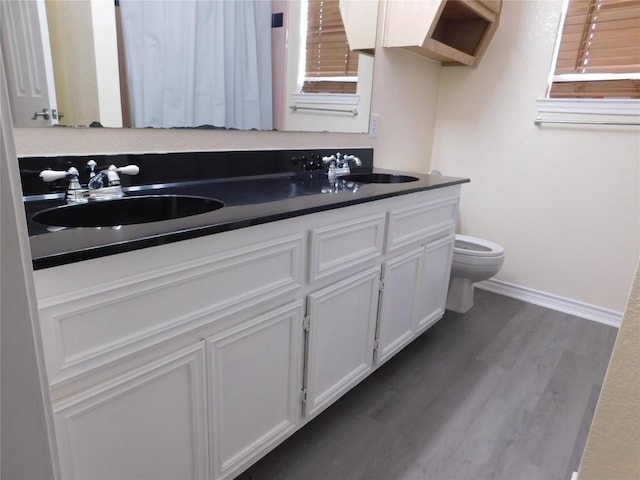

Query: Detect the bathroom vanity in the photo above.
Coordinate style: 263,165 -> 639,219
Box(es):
22,150 -> 468,480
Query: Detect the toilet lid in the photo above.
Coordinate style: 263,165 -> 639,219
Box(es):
454,234 -> 504,257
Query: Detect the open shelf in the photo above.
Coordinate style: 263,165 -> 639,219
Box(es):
383,0 -> 502,67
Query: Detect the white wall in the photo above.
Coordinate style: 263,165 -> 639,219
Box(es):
90,0 -> 122,127
431,0 -> 640,312
1,48 -> 57,480
370,46 -> 441,172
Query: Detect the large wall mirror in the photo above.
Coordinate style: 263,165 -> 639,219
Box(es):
0,0 -> 377,133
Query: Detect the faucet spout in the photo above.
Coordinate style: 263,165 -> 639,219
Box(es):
323,152 -> 362,177
344,154 -> 362,167
88,164 -> 140,200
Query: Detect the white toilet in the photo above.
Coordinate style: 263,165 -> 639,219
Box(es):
446,234 -> 505,313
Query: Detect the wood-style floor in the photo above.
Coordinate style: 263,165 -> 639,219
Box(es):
237,290 -> 618,480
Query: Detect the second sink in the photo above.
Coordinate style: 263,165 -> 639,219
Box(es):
339,173 -> 419,184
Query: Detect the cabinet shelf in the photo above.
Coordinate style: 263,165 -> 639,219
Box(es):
384,0 -> 502,67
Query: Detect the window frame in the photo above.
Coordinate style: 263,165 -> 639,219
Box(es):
538,0 -> 640,117
283,0 -> 373,133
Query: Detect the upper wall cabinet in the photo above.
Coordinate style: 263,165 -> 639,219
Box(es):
383,0 -> 502,67
340,0 -> 378,55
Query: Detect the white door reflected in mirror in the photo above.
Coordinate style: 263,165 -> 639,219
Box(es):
0,0 -> 59,127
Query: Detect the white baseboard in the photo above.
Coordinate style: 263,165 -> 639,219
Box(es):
570,471 -> 579,480
476,279 -> 623,328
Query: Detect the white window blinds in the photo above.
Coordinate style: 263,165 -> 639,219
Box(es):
302,0 -> 359,94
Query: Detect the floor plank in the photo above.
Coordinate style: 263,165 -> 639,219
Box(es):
237,290 -> 617,480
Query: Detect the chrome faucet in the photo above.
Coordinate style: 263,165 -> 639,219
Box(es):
39,167 -> 86,202
39,161 -> 139,203
88,164 -> 139,199
322,152 -> 362,179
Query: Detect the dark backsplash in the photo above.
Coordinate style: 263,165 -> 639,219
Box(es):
19,148 -> 374,196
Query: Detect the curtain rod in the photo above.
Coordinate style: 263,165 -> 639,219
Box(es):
534,117 -> 640,127
290,105 -> 358,115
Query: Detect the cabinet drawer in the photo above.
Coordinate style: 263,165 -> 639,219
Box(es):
386,193 -> 458,253
37,235 -> 304,385
309,212 -> 385,283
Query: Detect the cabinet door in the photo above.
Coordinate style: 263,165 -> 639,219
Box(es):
207,302 -> 303,480
376,247 -> 423,365
305,267 -> 380,418
415,234 -> 455,333
52,344 -> 208,480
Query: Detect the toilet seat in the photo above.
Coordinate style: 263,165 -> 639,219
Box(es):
454,234 -> 504,258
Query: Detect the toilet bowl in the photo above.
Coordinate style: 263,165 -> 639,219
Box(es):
446,234 -> 504,313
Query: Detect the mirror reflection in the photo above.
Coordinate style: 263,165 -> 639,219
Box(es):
0,0 -> 376,133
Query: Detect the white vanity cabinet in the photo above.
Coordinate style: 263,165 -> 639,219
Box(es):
303,212 -> 384,419
376,190 -> 459,366
376,234 -> 456,367
377,247 -> 424,364
304,267 -> 381,418
415,233 -> 456,333
207,302 -> 304,480
35,229 -> 306,480
32,185 -> 461,480
52,343 -> 209,480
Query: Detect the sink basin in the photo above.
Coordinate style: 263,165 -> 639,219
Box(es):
339,173 -> 419,184
32,195 -> 224,228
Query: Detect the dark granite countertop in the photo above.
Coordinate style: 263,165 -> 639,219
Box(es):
21,150 -> 469,270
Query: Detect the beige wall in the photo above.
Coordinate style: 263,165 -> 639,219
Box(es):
12,127 -> 371,157
46,0 -> 99,127
46,0 -> 121,128
431,0 -> 640,312
579,261 -> 640,480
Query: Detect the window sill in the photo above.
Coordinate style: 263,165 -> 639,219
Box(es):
291,93 -> 360,105
536,98 -> 640,116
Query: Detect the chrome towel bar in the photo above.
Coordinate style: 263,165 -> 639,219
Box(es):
290,105 -> 358,115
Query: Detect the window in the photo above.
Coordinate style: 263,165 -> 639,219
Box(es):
302,0 -> 358,94
549,0 -> 640,98
284,0 -> 374,133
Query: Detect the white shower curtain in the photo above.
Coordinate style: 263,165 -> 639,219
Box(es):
119,0 -> 273,130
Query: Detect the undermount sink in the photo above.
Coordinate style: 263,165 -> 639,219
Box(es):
339,173 -> 419,184
32,195 -> 224,228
